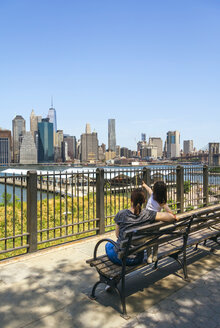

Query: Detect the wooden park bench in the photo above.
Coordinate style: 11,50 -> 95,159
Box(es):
86,204 -> 220,318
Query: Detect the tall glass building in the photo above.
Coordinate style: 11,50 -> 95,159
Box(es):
47,105 -> 57,132
38,119 -> 54,163
108,119 -> 116,152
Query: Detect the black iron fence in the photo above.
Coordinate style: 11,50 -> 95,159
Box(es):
0,165 -> 219,259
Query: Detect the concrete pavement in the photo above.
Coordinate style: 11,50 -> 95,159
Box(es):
0,232 -> 220,328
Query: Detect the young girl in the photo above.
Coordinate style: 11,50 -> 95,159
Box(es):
142,180 -> 176,263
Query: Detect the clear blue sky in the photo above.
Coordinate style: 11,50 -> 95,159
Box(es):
0,0 -> 219,150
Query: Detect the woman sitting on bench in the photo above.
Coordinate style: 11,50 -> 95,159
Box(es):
105,187 -> 178,267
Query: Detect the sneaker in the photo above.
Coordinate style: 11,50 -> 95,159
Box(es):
147,254 -> 153,264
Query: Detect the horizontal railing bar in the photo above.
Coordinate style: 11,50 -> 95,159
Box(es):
0,245 -> 29,254
37,228 -> 99,244
37,219 -> 99,233
0,233 -> 29,242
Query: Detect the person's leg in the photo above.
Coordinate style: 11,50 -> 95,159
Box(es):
105,242 -> 122,265
105,242 -> 144,266
147,247 -> 153,264
153,245 -> 158,262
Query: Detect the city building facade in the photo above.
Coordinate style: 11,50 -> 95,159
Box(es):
108,119 -> 116,152
20,132 -> 37,164
12,115 -> 26,163
183,140 -> 194,155
30,109 -> 42,142
166,131 -> 180,158
149,137 -> 163,158
38,119 -> 54,163
0,129 -> 12,165
81,125 -> 98,162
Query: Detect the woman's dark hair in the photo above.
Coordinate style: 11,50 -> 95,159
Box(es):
153,181 -> 167,205
131,188 -> 146,216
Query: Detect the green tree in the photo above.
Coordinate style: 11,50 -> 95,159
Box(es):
184,181 -> 191,194
1,192 -> 12,204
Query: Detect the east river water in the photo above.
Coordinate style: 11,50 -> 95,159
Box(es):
0,164 -> 218,203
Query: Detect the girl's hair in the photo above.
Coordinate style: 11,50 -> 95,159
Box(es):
153,181 -> 167,205
131,188 -> 146,216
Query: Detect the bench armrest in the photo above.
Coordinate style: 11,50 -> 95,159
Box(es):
93,238 -> 119,260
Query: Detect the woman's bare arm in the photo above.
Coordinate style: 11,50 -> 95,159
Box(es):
155,212 -> 178,223
161,203 -> 174,214
142,181 -> 153,196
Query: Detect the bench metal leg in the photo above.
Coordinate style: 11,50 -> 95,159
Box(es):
89,280 -> 102,300
120,274 -> 130,319
210,236 -> 220,246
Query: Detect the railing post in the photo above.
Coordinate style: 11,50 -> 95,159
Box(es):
27,170 -> 38,253
143,167 -> 151,203
176,165 -> 184,213
96,168 -> 105,235
203,165 -> 209,207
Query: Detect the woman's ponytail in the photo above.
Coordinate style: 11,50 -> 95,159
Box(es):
131,189 -> 145,216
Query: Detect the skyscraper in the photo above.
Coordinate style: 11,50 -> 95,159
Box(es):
183,140 -> 194,155
141,133 -> 146,142
81,124 -> 98,162
20,132 -> 37,164
30,109 -> 42,142
47,99 -> 57,132
149,137 -> 163,158
12,115 -> 26,163
0,129 -> 12,165
108,119 -> 116,152
63,135 -> 77,160
166,131 -> 180,158
38,118 -> 54,163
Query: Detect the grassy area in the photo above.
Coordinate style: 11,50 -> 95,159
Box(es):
0,192 -> 130,260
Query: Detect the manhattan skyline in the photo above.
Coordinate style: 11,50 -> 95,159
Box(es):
0,1 -> 219,150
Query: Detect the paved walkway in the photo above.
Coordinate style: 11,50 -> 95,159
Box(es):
0,232 -> 220,328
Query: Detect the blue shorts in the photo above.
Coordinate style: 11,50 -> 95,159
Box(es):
105,242 -> 144,266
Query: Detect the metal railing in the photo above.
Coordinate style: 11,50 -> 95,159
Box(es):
0,165 -> 219,259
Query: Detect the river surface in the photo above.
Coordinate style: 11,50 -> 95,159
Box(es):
0,164 -> 218,203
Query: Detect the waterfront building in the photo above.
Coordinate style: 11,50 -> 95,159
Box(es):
101,143 -> 106,154
38,119 -> 54,163
30,109 -> 42,142
47,100 -> 57,132
0,129 -> 12,165
149,137 -> 163,158
208,143 -> 220,166
81,125 -> 98,162
137,140 -> 147,152
116,145 -> 120,157
20,132 -> 37,164
183,140 -> 194,155
141,133 -> 146,142
98,146 -> 105,161
63,135 -> 77,160
108,119 -> 116,152
62,141 -> 69,162
54,130 -> 64,161
121,147 -> 129,158
166,131 -> 180,158
12,115 -> 26,163
105,150 -> 116,161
